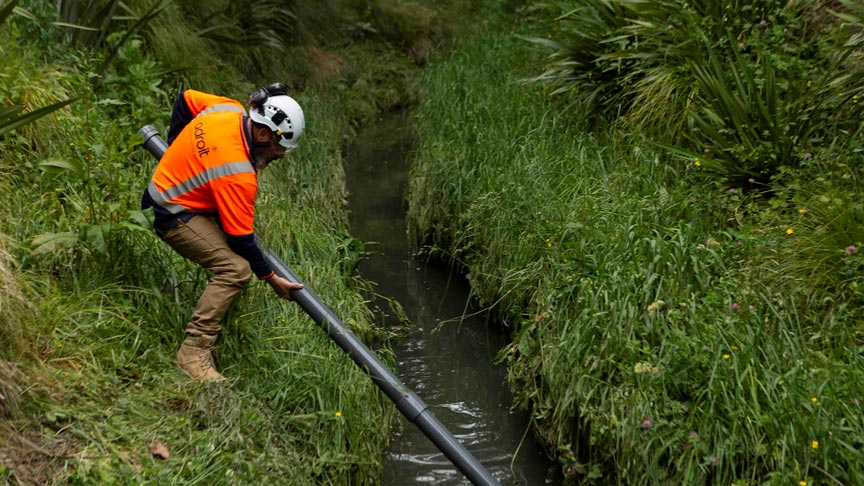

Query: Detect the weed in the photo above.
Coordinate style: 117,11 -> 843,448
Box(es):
409,18 -> 864,485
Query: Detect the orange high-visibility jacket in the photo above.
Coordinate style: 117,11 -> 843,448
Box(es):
146,90 -> 256,237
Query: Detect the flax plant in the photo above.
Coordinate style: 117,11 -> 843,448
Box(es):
409,19 -> 864,485
526,0 -> 864,184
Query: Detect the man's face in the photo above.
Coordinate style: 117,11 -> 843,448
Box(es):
254,129 -> 287,170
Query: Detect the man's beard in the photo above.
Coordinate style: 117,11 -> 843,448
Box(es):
254,153 -> 274,170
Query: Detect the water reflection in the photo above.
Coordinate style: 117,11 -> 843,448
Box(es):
344,111 -> 559,485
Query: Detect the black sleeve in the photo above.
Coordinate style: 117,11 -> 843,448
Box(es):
166,91 -> 194,145
227,233 -> 274,279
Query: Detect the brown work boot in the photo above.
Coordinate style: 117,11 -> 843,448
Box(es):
176,334 -> 226,382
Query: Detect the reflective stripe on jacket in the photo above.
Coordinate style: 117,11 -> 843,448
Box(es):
181,90 -> 246,121
147,92 -> 258,236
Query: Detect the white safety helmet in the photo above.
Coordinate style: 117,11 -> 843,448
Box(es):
249,83 -> 305,151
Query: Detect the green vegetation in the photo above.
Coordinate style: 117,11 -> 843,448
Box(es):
524,0 -> 864,185
9,0 -> 862,483
0,0 -> 473,483
408,1 -> 864,484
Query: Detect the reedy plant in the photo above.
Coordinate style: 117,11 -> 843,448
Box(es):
55,0 -> 170,79
677,14 -> 864,184
409,20 -> 864,485
522,0 -> 630,123
140,0 -> 350,96
180,0 -> 303,81
0,0 -> 15,22
3,0 -> 461,482
0,98 -> 75,136
1,29 -> 391,486
18,36 -> 164,265
525,0 -> 864,185
0,1 -> 76,141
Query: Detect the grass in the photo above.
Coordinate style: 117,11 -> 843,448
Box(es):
524,0 -> 864,186
0,89 -> 393,484
1,0 -> 487,481
0,1 -> 442,483
407,18 -> 864,485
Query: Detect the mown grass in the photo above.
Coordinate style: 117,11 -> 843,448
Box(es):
407,18 -> 864,486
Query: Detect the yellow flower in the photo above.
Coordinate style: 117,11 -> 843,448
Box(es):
798,208 -> 807,214
694,158 -> 701,167
647,300 -> 665,312
811,440 -> 819,449
811,397 -> 818,403
335,411 -> 342,417
800,481 -> 808,486
723,354 -> 731,360
634,362 -> 659,374
730,345 -> 738,351
786,228 -> 794,235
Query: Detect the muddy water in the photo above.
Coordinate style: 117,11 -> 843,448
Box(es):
344,111 -> 559,485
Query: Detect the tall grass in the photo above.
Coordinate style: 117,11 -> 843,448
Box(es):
408,22 -> 864,485
0,4 -> 399,484
525,0 -> 864,186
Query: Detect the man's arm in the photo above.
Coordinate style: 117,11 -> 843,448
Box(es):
264,274 -> 304,299
227,234 -> 303,298
217,180 -> 304,299
166,91 -> 194,145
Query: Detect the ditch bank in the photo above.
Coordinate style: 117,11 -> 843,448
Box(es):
344,110 -> 560,485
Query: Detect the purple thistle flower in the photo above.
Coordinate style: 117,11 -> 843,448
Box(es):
642,418 -> 652,429
731,303 -> 740,310
804,152 -> 813,158
667,24 -> 674,30
846,245 -> 857,256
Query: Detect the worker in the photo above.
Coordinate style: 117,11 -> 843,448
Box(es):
141,83 -> 305,382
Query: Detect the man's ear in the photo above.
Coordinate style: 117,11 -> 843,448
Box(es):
252,125 -> 271,142
253,126 -> 264,142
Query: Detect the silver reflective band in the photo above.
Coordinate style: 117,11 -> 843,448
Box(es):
148,161 -> 255,214
147,182 -> 186,214
196,104 -> 247,118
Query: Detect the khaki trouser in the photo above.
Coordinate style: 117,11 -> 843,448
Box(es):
161,215 -> 252,336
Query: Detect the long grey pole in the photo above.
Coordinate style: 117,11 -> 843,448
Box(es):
138,125 -> 500,486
